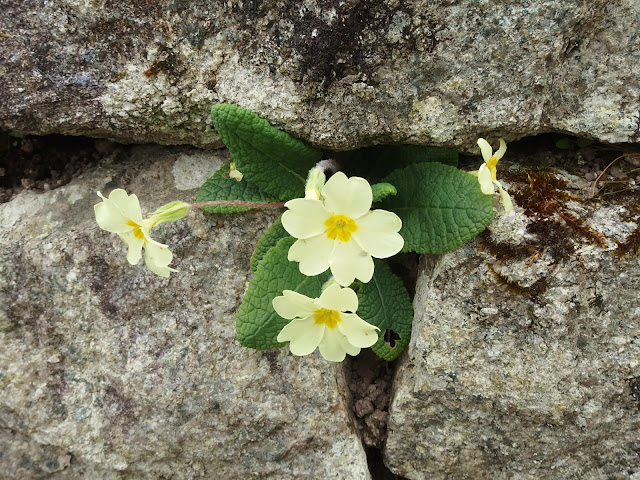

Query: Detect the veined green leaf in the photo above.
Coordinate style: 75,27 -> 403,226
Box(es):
196,162 -> 279,214
354,260 -> 413,361
211,104 -> 322,201
381,162 -> 493,253
250,218 -> 290,272
236,237 -> 330,350
371,182 -> 397,202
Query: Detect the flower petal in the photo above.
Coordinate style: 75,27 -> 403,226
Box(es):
143,239 -> 176,277
329,240 -> 374,286
273,290 -> 318,320
118,232 -> 144,265
477,164 -> 496,195
277,317 -> 324,356
95,195 -> 133,234
288,235 -> 333,277
495,138 -> 507,160
352,210 -> 404,258
321,172 -> 372,219
318,284 -> 359,313
495,181 -> 514,213
108,189 -> 144,223
282,198 -> 330,239
477,138 -> 493,163
318,328 -> 359,362
95,204 -> 129,234
337,313 -> 379,348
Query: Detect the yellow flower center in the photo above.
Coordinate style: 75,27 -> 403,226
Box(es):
313,308 -> 341,329
127,220 -> 147,241
486,156 -> 498,181
325,214 -> 358,242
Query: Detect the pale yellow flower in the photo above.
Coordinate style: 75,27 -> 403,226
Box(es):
476,138 -> 514,213
228,162 -> 243,181
281,172 -> 404,286
94,189 -> 177,277
274,283 -> 379,362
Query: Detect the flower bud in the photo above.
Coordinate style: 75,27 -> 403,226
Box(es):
147,201 -> 190,228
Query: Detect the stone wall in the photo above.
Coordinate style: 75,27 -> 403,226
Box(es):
1,1 -> 639,150
0,146 -> 371,479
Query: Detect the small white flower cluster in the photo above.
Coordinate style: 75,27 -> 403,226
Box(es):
274,169 -> 405,362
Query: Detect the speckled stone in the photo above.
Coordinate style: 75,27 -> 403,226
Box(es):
1,1 -> 639,150
0,146 -> 370,479
384,168 -> 640,479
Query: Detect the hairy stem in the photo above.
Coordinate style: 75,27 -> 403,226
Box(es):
190,200 -> 286,209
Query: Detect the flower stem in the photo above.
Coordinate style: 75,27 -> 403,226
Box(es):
190,200 -> 286,209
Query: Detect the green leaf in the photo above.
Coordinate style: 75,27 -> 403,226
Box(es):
236,237 -> 331,350
211,104 -> 323,200
381,163 -> 493,254
196,162 -> 279,214
354,260 -> 413,361
250,218 -> 290,272
371,182 -> 397,202
339,145 -> 459,182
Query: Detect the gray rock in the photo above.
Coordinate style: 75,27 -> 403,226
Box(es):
384,168 -> 640,478
0,146 -> 370,479
1,1 -> 639,150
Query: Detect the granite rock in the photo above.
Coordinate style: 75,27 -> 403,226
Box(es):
0,146 -> 371,479
1,1 -> 639,150
384,167 -> 640,478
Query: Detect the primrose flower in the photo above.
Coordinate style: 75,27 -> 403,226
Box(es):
476,138 -> 514,213
282,171 -> 404,286
274,282 -> 379,362
94,189 -> 178,277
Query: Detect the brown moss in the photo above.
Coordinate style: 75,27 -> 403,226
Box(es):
480,168 -> 609,296
556,210 -> 607,248
614,203 -> 640,257
504,168 -> 606,257
488,265 -> 548,298
478,230 -> 537,262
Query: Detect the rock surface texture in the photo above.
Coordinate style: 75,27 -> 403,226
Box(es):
0,147 -> 371,479
384,167 -> 640,478
1,1 -> 639,149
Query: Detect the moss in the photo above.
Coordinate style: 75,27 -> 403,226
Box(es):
505,168 -> 606,254
614,203 -> 640,257
487,265 -> 548,298
479,167 -> 611,296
